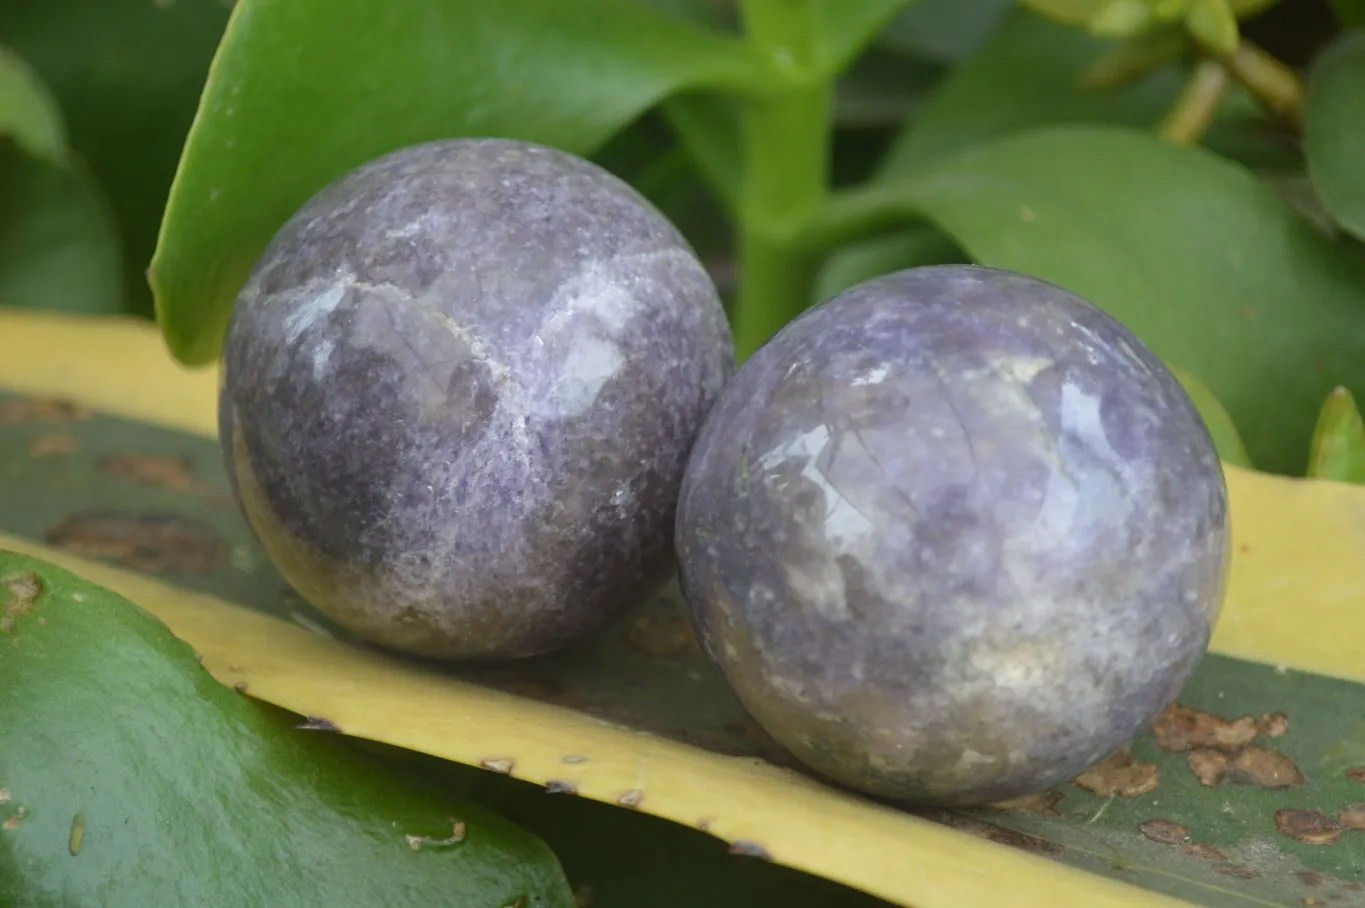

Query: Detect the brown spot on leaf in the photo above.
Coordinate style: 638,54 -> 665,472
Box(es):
296,717 -> 340,732
1229,746 -> 1306,788
1261,713 -> 1289,738
29,433 -> 78,458
405,819 -> 466,850
96,453 -> 226,502
1242,305 -> 1255,320
480,758 -> 514,775
46,512 -> 228,574
2,817 -> 18,831
0,397 -> 90,424
1296,871 -> 1325,887
625,611 -> 699,658
1276,809 -> 1343,846
981,825 -> 1064,855
1187,745 -> 1304,788
1138,819 -> 1190,846
728,840 -> 772,860
1347,767 -> 1365,784
1151,704 -> 1286,751
1339,803 -> 1365,830
1188,748 -> 1230,785
2,572 -> 42,636
991,790 -> 1063,816
232,681 -> 248,694
0,789 -> 9,806
561,755 -> 588,765
1182,842 -> 1229,862
1073,748 -> 1159,797
1213,863 -> 1259,879
545,780 -> 578,795
696,818 -> 712,831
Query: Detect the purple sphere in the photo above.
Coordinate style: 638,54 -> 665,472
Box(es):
219,138 -> 733,660
675,265 -> 1229,806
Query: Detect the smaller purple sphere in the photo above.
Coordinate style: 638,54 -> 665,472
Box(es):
675,265 -> 1230,806
219,138 -> 733,661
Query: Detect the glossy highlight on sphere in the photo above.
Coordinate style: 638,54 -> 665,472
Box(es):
675,265 -> 1230,806
219,138 -> 734,660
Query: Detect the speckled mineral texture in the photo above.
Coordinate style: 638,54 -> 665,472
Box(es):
219,138 -> 733,660
675,265 -> 1230,806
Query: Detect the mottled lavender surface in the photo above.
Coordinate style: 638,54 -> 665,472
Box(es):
676,265 -> 1230,806
219,139 -> 733,660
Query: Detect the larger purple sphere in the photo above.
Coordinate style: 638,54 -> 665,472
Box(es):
219,138 -> 733,661
675,265 -> 1229,806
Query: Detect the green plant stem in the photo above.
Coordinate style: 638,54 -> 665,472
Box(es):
1159,58 -> 1230,146
731,0 -> 832,361
1220,39 -> 1305,127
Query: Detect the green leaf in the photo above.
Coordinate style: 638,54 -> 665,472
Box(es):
0,45 -> 66,165
1018,0 -> 1112,26
1306,386 -> 1365,483
875,8 -> 1282,180
0,146 -> 124,314
813,0 -> 922,73
1304,30 -> 1365,242
1329,0 -> 1365,27
0,549 -> 575,907
1172,368 -> 1254,468
0,0 -> 233,318
661,92 -> 744,210
151,0 -> 776,366
824,125 -> 1365,474
815,224 -> 965,301
876,0 -> 1015,64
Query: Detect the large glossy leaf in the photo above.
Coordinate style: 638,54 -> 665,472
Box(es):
3,310 -> 1365,907
0,549 -> 575,907
822,125 -> 1365,474
0,45 -> 66,165
1304,30 -> 1365,243
0,0 -> 232,318
0,147 -> 123,314
877,7 -> 1290,177
151,0 -> 775,367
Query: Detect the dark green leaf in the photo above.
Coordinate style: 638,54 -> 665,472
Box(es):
876,8 -> 1293,178
0,0 -> 233,317
814,0 -> 922,73
1329,0 -> 1365,28
0,147 -> 123,314
1306,386 -> 1365,483
151,0 -> 776,366
1173,368 -> 1255,468
661,92 -> 744,209
876,0 -> 1015,64
826,125 -> 1365,473
833,48 -> 941,129
0,549 -> 575,907
815,223 -> 965,300
1304,30 -> 1365,242
0,45 -> 66,165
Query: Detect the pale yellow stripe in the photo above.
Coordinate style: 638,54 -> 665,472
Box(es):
0,534 -> 1191,908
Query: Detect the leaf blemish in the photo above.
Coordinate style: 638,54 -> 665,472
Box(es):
480,758 -> 515,775
1137,819 -> 1189,845
1073,747 -> 1159,797
405,818 -> 466,851
545,780 -> 578,795
69,813 -> 85,856
1275,809 -> 1343,846
727,839 -> 772,860
616,789 -> 643,809
296,716 -> 341,732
